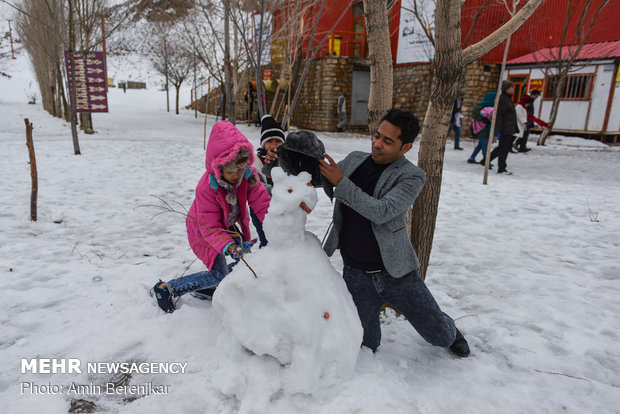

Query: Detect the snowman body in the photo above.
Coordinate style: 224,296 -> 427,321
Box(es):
212,168 -> 363,410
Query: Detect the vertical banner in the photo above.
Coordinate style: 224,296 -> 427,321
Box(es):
396,0 -> 435,64
65,51 -> 109,113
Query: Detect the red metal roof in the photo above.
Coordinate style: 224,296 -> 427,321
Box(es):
507,40 -> 620,65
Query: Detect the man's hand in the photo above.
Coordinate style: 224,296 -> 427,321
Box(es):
265,147 -> 279,164
319,153 -> 344,186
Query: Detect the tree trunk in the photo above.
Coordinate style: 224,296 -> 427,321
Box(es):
363,0 -> 393,134
166,73 -> 170,112
68,0 -> 81,155
538,74 -> 567,145
407,0 -> 544,280
175,84 -> 180,115
410,0 -> 463,280
223,1 -> 235,124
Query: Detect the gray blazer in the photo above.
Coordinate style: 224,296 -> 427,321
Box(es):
323,151 -> 426,278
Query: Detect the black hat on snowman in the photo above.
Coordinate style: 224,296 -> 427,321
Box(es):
278,130 -> 328,190
260,114 -> 285,149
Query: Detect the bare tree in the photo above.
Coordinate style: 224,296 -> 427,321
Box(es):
536,0 -> 610,146
13,0 -> 117,154
15,0 -> 67,119
224,0 -> 354,127
363,0 -> 393,134
151,26 -> 192,115
183,0 -> 250,121
407,0 -> 545,279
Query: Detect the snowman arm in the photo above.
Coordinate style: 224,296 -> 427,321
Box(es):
333,171 -> 425,225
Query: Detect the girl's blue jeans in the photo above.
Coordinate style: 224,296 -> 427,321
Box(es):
167,254 -> 231,297
342,265 -> 456,352
469,136 -> 489,160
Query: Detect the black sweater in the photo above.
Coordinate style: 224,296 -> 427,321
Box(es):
340,155 -> 388,271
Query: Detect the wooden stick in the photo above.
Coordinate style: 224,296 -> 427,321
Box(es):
25,118 -> 37,221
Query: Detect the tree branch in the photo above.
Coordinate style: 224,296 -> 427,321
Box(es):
463,0 -> 544,66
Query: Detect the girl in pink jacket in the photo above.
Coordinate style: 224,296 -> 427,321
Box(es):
153,121 -> 270,313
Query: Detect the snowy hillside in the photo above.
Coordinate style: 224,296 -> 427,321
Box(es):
2,45 -> 620,414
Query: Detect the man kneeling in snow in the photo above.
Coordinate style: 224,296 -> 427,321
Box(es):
319,109 -> 470,358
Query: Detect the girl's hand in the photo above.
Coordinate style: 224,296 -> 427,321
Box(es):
230,239 -> 257,259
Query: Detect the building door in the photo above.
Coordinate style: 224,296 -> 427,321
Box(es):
351,70 -> 370,126
509,74 -> 529,104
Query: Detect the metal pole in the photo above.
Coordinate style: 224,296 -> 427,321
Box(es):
8,20 -> 15,59
101,16 -> 108,92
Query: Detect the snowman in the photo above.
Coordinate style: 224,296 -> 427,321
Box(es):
212,167 -> 363,412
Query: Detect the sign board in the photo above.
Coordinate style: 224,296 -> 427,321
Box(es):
263,70 -> 272,81
529,79 -> 544,93
396,0 -> 435,64
65,51 -> 108,113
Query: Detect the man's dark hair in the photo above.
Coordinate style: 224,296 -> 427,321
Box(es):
380,109 -> 420,145
530,89 -> 541,96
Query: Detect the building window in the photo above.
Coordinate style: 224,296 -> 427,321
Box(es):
509,75 -> 529,104
544,74 -> 594,100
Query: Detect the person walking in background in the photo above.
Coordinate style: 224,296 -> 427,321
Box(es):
514,89 -> 549,152
489,80 -> 518,175
467,92 -> 496,168
337,91 -> 347,132
449,89 -> 464,150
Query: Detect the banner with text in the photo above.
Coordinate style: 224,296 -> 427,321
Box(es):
396,0 -> 435,64
65,51 -> 108,113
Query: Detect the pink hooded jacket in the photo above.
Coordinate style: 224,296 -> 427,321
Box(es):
186,121 -> 270,269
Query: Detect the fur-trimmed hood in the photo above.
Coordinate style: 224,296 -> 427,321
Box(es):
206,121 -> 255,179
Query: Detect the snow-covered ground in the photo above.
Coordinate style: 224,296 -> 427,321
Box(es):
2,50 -> 620,414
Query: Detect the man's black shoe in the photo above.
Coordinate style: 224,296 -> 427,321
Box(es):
497,169 -> 513,175
479,159 -> 493,169
449,328 -> 470,357
467,158 -> 477,164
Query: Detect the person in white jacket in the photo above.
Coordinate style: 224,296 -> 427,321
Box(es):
515,103 -> 529,147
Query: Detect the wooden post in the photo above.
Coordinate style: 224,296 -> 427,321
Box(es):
25,119 -> 37,221
483,34 -> 511,185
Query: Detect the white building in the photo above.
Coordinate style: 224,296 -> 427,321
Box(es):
505,40 -> 620,144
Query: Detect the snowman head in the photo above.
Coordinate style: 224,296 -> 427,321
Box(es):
269,167 -> 318,216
